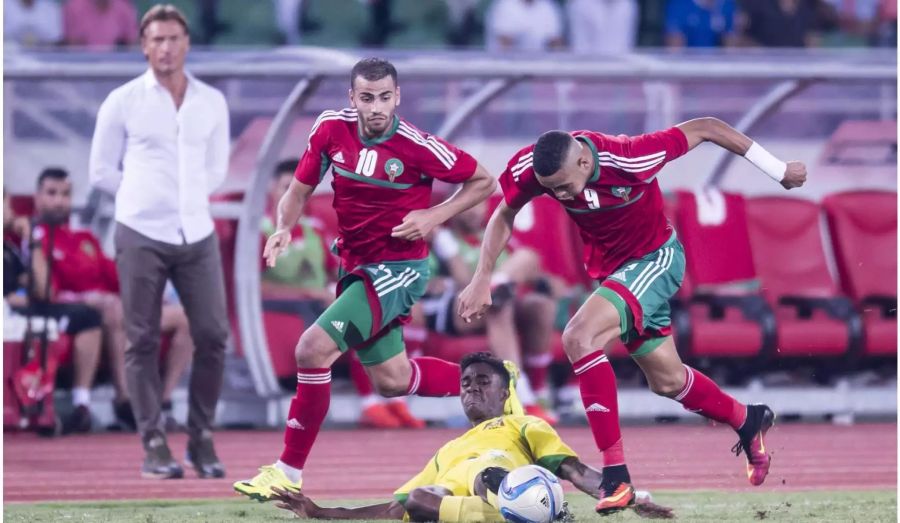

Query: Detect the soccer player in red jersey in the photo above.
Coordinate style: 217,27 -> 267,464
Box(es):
235,58 -> 496,500
458,119 -> 807,514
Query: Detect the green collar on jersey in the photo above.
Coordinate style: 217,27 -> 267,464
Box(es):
358,114 -> 400,147
576,135 -> 601,183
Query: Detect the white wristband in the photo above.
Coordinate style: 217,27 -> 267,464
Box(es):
432,228 -> 460,260
744,142 -> 786,183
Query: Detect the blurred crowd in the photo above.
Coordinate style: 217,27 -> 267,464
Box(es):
5,0 -> 897,51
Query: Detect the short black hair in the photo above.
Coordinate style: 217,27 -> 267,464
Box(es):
350,58 -> 398,89
532,130 -> 575,177
273,158 -> 299,179
37,167 -> 69,190
460,352 -> 510,388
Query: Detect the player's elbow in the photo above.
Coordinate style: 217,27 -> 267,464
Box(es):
471,166 -> 497,197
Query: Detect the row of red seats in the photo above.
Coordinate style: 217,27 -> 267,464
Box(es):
198,189 -> 899,380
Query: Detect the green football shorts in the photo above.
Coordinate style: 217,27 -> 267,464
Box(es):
315,258 -> 430,366
594,232 -> 685,358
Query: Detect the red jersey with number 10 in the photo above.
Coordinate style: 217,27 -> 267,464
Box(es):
295,108 -> 478,270
499,127 -> 689,280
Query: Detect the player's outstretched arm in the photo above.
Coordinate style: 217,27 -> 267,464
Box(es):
456,200 -> 519,323
263,179 -> 315,268
272,487 -> 405,520
391,163 -> 496,241
556,457 -> 603,498
676,117 -> 807,190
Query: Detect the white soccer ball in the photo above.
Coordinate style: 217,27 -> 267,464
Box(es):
497,464 -> 565,523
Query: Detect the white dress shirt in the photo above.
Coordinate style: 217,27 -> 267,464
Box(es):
487,0 -> 563,52
89,69 -> 230,245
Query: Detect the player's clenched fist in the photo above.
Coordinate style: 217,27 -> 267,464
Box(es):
391,208 -> 438,241
457,277 -> 492,323
781,161 -> 807,190
263,228 -> 291,268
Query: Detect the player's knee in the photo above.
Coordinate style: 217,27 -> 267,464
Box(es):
648,374 -> 685,398
372,373 -> 408,397
295,327 -> 335,368
560,324 -> 591,361
404,488 -> 439,522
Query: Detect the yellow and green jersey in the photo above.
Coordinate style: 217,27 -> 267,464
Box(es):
393,414 -> 576,504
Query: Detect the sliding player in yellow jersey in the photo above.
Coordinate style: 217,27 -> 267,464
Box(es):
270,352 -> 672,521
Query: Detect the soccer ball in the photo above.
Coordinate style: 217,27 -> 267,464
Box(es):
497,465 -> 565,523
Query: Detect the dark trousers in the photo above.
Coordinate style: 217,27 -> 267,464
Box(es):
115,223 -> 229,440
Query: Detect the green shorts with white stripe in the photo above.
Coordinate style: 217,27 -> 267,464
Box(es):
594,232 -> 685,358
315,258 -> 430,366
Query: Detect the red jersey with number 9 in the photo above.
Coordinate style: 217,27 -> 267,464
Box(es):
499,128 -> 690,280
294,108 -> 478,270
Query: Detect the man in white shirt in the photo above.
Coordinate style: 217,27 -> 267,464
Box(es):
567,0 -> 638,55
89,4 -> 230,481
486,0 -> 565,52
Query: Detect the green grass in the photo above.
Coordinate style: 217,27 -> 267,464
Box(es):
4,490 -> 896,522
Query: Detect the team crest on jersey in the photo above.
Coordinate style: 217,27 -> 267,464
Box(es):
80,240 -> 96,258
612,186 -> 632,201
384,158 -> 404,182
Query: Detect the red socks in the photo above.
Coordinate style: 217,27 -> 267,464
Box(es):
406,357 -> 460,397
524,353 -> 552,395
348,355 -> 374,396
675,365 -> 747,429
573,350 -> 625,467
279,368 -> 331,469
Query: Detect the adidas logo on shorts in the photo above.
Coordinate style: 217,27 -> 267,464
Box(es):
610,270 -> 628,281
586,403 -> 610,413
331,320 -> 346,333
286,418 -> 305,430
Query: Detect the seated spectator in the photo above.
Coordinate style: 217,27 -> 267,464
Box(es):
567,0 -> 638,54
4,190 -> 102,434
63,0 -> 138,49
486,0 -> 565,52
665,0 -> 737,48
31,168 -> 194,432
4,0 -> 62,47
424,201 -> 557,423
263,159 -> 424,429
738,0 -> 837,47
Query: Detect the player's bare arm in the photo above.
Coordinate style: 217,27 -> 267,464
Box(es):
676,117 -> 807,190
272,487 -> 406,520
263,178 -> 315,267
457,199 -> 519,323
556,457 -> 603,498
391,162 -> 496,241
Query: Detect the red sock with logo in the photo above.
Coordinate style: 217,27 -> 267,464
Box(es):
279,368 -> 331,469
573,350 -> 624,467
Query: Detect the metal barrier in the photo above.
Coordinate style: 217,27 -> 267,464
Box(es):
5,48 -> 896,424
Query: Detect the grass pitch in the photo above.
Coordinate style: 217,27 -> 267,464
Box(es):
4,490 -> 896,522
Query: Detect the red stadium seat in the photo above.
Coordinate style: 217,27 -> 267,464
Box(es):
262,311 -> 305,380
823,191 -> 897,357
675,190 -> 774,359
9,195 -> 34,218
746,196 -> 860,358
304,192 -> 339,246
487,194 -> 590,288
